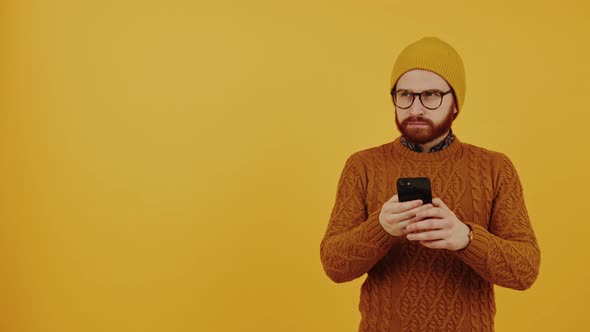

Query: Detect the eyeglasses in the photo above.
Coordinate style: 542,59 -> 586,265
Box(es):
391,89 -> 453,110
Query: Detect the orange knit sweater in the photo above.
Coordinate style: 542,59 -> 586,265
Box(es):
320,137 -> 540,332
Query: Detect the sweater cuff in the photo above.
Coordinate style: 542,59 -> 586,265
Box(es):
454,222 -> 491,265
362,209 -> 398,249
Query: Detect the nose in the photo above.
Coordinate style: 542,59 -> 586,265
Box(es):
408,96 -> 425,116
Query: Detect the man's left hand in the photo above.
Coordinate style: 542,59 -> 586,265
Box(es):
405,198 -> 470,251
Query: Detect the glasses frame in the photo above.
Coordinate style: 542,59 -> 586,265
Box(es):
391,89 -> 454,110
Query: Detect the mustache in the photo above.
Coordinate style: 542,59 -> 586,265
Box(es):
401,116 -> 434,127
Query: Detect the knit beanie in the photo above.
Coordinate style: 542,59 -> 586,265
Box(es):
390,37 -> 466,112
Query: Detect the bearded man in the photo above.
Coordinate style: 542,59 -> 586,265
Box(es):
320,37 -> 540,332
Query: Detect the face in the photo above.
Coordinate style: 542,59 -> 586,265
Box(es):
393,69 -> 458,145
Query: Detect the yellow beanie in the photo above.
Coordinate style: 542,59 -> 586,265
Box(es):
390,37 -> 466,112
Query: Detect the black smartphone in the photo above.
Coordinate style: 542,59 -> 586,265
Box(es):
396,177 -> 432,204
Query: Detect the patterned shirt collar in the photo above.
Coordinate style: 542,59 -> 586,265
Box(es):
400,129 -> 455,153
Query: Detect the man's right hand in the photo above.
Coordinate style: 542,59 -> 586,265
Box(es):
379,194 -> 433,237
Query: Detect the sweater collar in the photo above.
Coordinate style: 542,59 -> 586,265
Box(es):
400,129 -> 455,153
392,134 -> 463,162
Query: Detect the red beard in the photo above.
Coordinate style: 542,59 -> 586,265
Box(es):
395,109 -> 455,145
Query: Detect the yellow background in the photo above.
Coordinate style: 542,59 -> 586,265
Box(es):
1,0 -> 588,331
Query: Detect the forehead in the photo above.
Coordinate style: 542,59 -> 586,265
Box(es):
396,69 -> 451,91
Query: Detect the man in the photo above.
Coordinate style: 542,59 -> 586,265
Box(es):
319,37 -> 540,331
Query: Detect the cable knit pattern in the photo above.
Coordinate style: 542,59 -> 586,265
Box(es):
320,136 -> 540,332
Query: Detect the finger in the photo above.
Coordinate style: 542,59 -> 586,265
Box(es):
381,218 -> 413,236
396,219 -> 414,235
432,198 -> 449,210
384,209 -> 417,225
398,202 -> 434,222
382,199 -> 423,214
411,203 -> 434,214
415,207 -> 446,220
405,218 -> 446,232
398,203 -> 433,218
406,229 -> 448,241
405,204 -> 434,223
391,199 -> 423,213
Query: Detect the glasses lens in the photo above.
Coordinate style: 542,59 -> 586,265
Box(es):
394,90 -> 413,108
420,91 -> 443,109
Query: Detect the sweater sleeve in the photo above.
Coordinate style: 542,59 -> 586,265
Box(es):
320,153 -> 399,283
455,154 -> 541,290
